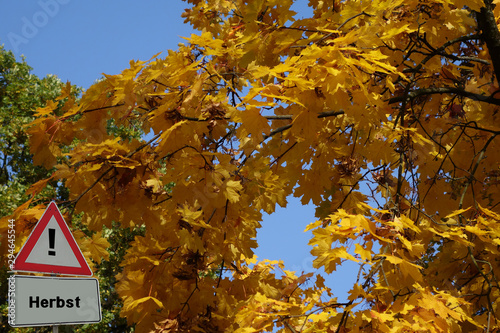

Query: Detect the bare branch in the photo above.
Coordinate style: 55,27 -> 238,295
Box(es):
388,87 -> 500,106
476,1 -> 500,84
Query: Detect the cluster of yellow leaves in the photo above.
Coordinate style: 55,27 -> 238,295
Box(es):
3,0 -> 500,331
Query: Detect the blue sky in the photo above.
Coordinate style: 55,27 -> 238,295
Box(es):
1,1 -> 357,301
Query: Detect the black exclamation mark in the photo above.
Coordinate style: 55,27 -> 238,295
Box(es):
48,228 -> 56,256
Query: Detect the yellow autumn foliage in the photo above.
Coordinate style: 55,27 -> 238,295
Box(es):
2,0 -> 500,331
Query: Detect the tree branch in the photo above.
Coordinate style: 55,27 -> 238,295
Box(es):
70,133 -> 161,213
403,34 -> 480,74
316,12 -> 372,45
177,110 -> 345,122
476,1 -> 500,84
263,124 -> 292,140
61,103 -> 125,121
388,87 -> 500,105
261,110 -> 344,140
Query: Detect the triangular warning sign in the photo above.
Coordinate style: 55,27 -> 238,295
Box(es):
13,201 -> 92,276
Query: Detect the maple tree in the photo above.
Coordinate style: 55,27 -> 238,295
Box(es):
2,0 -> 500,331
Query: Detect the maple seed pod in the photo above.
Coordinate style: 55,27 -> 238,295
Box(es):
336,156 -> 360,177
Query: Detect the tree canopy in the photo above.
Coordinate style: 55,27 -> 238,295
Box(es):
0,46 -> 63,217
2,0 -> 500,331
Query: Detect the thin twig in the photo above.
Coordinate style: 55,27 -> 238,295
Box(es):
388,87 -> 500,106
317,11 -> 373,45
70,133 -> 161,214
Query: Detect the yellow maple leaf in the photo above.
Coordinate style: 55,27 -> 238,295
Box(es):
225,180 -> 243,203
354,242 -> 372,261
370,309 -> 394,323
81,231 -> 110,264
237,107 -> 271,142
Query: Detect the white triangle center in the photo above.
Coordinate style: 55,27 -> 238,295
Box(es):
25,216 -> 81,267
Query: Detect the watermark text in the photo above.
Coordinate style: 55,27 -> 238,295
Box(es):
7,0 -> 71,53
7,219 -> 15,270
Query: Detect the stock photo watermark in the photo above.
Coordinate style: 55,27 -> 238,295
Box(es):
7,275 -> 16,326
7,218 -> 16,326
7,218 -> 15,270
6,0 -> 71,54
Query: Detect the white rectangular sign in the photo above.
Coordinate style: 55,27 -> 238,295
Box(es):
8,275 -> 101,327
